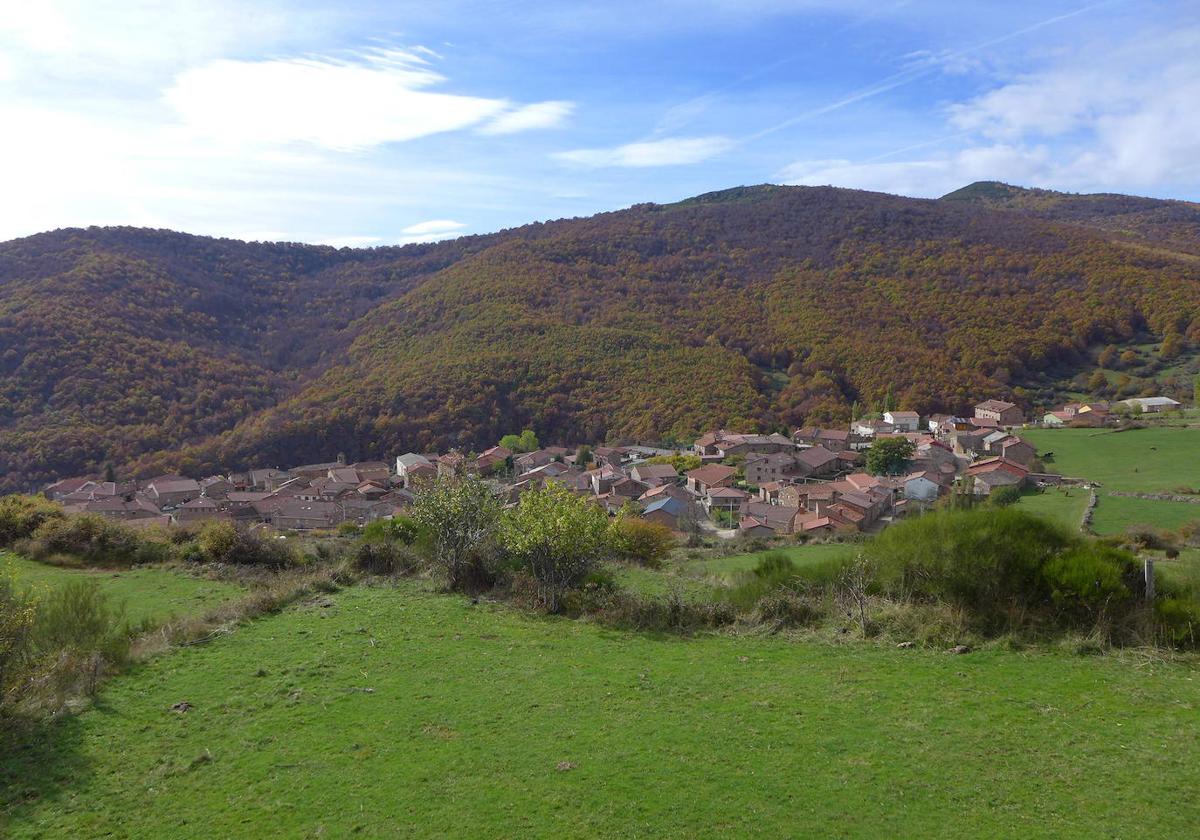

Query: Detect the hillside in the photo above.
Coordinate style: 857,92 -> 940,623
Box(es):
3,184 -> 1200,488
941,181 -> 1200,257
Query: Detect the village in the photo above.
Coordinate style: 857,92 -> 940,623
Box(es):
40,396 -> 1185,541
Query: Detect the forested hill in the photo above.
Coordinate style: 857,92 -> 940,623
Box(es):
941,181 -> 1200,257
2,183 -> 1199,489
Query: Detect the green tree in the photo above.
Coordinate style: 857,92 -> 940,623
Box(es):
864,437 -> 915,476
575,445 -> 593,468
1097,344 -> 1118,368
412,475 -> 504,591
1087,370 -> 1108,394
500,483 -> 610,612
644,453 -> 702,473
1160,331 -> 1184,361
499,429 -> 540,454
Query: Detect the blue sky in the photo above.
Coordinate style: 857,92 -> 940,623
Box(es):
0,1 -> 1196,245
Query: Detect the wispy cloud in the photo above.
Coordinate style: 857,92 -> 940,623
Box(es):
397,219 -> 467,244
555,136 -> 733,168
779,24 -> 1200,197
480,100 -> 574,135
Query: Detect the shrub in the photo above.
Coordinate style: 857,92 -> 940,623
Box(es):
30,580 -> 130,667
411,476 -> 504,592
23,515 -> 144,567
500,484 -> 611,612
0,495 -> 65,546
196,521 -> 296,568
754,590 -> 824,628
362,515 -> 421,546
866,507 -> 1075,622
0,573 -> 36,701
608,515 -> 675,568
1042,544 -> 1139,617
354,541 -> 420,577
989,485 -> 1023,507
1155,597 -> 1200,647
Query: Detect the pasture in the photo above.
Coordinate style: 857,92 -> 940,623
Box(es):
1,553 -> 243,626
2,583 -> 1197,838
1021,427 -> 1200,493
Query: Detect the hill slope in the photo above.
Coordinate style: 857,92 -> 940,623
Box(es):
3,184 -> 1200,488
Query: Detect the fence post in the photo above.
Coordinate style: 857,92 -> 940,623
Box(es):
1144,557 -> 1155,602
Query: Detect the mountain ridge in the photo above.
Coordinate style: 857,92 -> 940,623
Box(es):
2,182 -> 1198,490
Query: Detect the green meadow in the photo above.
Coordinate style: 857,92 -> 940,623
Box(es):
1022,427 -> 1200,535
1,553 -> 243,626
3,583 -> 1197,839
1021,427 -> 1200,493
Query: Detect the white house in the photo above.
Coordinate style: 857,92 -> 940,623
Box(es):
1119,397 -> 1181,413
883,410 -> 920,432
901,472 -> 941,502
395,453 -> 432,485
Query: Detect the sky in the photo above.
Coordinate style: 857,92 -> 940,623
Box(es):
0,0 -> 1197,246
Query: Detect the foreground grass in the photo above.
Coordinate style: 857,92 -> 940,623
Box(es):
1,553 -> 244,626
1022,427 -> 1200,492
4,583 -> 1197,838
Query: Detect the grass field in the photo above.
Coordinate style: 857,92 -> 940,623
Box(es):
685,543 -> 856,579
1011,489 -> 1089,530
1021,427 -> 1200,492
2,583 -> 1197,838
1,554 -> 243,626
1091,496 -> 1200,536
607,563 -> 716,600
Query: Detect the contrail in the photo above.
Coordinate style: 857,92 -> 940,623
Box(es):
740,0 -> 1129,145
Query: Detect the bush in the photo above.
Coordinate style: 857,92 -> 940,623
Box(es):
195,521 -> 296,568
1042,544 -> 1139,617
0,573 -> 36,701
30,580 -> 130,667
354,541 -> 420,577
866,508 -> 1075,621
22,515 -> 144,567
362,515 -> 421,546
1154,597 -> 1200,647
501,484 -> 611,612
411,476 -> 503,592
989,485 -> 1023,507
609,516 -> 675,568
0,495 -> 65,546
754,590 -> 824,628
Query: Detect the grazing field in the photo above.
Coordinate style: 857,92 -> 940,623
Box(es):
1011,489 -> 1089,530
2,583 -> 1196,838
1021,427 -> 1200,492
607,563 -> 716,600
1091,496 -> 1200,536
1,554 -> 243,626
685,542 -> 856,579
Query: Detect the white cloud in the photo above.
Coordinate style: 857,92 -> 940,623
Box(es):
780,26 -> 1200,198
316,234 -> 385,248
397,219 -> 467,244
164,48 -> 514,151
480,100 -> 574,135
555,136 -> 733,167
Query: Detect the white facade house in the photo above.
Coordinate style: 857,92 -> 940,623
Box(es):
883,410 -> 920,432
902,472 -> 940,502
395,453 -> 432,484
